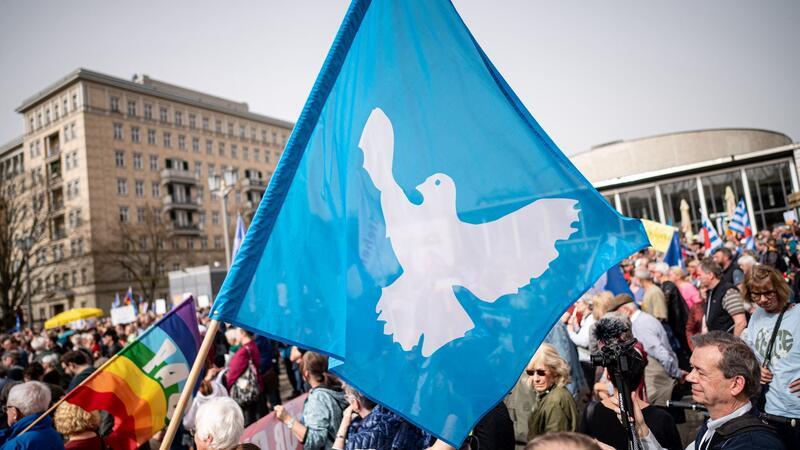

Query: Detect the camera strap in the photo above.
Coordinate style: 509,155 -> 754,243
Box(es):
763,305 -> 788,369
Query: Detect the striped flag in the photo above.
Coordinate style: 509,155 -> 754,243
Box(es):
702,213 -> 723,251
728,199 -> 748,234
63,297 -> 201,449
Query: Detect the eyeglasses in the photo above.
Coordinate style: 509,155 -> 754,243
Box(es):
750,290 -> 778,301
525,369 -> 548,377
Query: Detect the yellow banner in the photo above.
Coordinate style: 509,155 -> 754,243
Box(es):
641,219 -> 677,253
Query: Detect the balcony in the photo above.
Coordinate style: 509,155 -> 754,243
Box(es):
160,168 -> 199,185
241,177 -> 267,191
162,195 -> 201,212
168,223 -> 201,236
49,201 -> 65,216
45,146 -> 61,161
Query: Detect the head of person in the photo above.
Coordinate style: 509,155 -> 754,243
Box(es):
301,351 -> 332,386
60,350 -> 89,376
742,264 -> 791,314
667,266 -> 686,285
102,329 -> 117,347
23,362 -> 44,382
237,328 -> 254,343
41,354 -> 59,372
697,257 -> 722,289
6,381 -> 51,426
712,247 -> 733,269
2,337 -> 17,352
687,259 -> 700,276
634,267 -> 652,285
650,262 -> 669,283
194,397 -> 244,450
525,343 -> 570,393
607,294 -> 637,318
591,291 -> 615,321
592,317 -> 645,391
2,351 -> 19,368
30,336 -> 46,354
737,254 -> 757,276
53,402 -> 100,439
525,432 -> 602,450
686,331 -> 760,418
343,383 -> 377,418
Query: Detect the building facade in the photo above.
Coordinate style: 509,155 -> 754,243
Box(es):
571,128 -> 800,235
6,69 -> 292,322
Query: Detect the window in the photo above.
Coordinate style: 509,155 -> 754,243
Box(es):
189,114 -> 196,129
250,127 -> 256,141
218,142 -> 225,156
747,162 -> 794,230
178,135 -> 186,150
208,163 -> 216,176
175,111 -> 183,126
135,180 -> 144,197
151,182 -> 160,197
119,206 -> 129,223
212,211 -> 220,225
192,137 -> 200,153
148,129 -> 156,145
110,96 -> 120,112
214,236 -> 222,249
272,131 -> 277,144
133,153 -> 143,169
45,108 -> 50,124
71,271 -> 77,286
227,122 -> 234,136
197,186 -> 204,201
81,268 -> 87,285
72,93 -> 78,110
618,187 -> 658,221
113,123 -> 123,140
117,178 -> 128,195
187,238 -> 194,249
144,104 -> 153,120
239,125 -> 245,138
243,146 -> 249,160
54,104 -> 59,119
194,161 -> 202,178
163,132 -> 172,148
206,140 -> 213,155
149,155 -> 159,171
63,98 -> 69,114
231,144 -> 238,159
127,100 -> 137,116
215,119 -> 222,133
202,117 -> 209,131
261,129 -> 267,143
115,150 -> 125,168
131,126 -> 140,143
70,122 -> 76,140
200,236 -> 208,249
137,207 -> 146,223
160,107 -> 169,123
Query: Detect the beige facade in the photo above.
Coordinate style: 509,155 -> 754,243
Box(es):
9,69 -> 293,321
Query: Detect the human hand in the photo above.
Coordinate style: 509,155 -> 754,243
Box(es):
760,367 -> 774,385
789,377 -> 800,396
608,392 -> 649,439
274,405 -> 289,423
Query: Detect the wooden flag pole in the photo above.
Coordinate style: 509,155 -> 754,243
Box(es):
159,318 -> 220,450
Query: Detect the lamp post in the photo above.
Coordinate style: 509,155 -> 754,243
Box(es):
15,237 -> 33,328
207,169 -> 238,270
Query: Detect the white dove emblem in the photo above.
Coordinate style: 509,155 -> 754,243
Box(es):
359,108 -> 580,357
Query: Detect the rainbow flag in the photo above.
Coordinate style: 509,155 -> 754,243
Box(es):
63,297 -> 201,449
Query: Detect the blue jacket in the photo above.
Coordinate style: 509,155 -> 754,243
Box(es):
693,409 -> 785,450
0,413 -> 65,450
346,405 -> 430,450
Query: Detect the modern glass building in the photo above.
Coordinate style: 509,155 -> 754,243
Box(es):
571,129 -> 799,234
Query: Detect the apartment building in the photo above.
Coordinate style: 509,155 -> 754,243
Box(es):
8,68 -> 292,321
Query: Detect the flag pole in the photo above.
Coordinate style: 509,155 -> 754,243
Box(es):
159,318 -> 220,450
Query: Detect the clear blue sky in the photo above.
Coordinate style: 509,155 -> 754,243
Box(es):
1,0 -> 798,154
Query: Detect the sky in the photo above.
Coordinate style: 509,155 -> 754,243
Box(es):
0,0 -> 798,155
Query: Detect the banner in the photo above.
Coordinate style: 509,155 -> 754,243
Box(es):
642,219 -> 676,253
240,394 -> 306,449
110,305 -> 136,325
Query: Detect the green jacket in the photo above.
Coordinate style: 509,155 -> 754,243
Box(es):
527,385 -> 578,440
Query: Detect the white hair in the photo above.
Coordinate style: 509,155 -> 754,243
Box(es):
30,336 -> 47,352
738,254 -> 757,268
41,354 -> 59,367
652,262 -> 669,274
7,381 -> 51,416
195,397 -> 244,449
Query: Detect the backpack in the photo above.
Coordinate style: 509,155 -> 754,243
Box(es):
230,347 -> 260,405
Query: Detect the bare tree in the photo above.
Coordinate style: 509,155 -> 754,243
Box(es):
0,170 -> 50,329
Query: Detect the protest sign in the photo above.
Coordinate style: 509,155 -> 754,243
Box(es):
155,299 -> 167,315
240,394 -> 306,448
110,305 -> 136,325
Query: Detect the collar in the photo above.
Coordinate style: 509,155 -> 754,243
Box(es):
8,412 -> 48,436
699,402 -> 752,449
631,310 -> 641,322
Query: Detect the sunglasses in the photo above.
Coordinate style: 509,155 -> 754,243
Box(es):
525,369 -> 548,377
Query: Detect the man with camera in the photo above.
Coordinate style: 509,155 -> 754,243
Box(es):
607,294 -> 683,406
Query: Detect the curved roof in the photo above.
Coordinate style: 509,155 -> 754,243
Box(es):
571,128 -> 793,184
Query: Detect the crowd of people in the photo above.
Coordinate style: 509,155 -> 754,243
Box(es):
0,225 -> 797,449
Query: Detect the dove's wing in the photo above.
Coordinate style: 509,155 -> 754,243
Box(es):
454,198 -> 579,302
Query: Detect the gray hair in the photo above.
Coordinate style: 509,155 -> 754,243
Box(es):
7,381 -> 51,416
343,383 -> 376,410
195,397 -> 244,449
652,262 -> 669,275
691,331 -> 761,399
738,254 -> 756,269
41,354 -> 59,367
634,267 -> 652,280
30,336 -> 46,352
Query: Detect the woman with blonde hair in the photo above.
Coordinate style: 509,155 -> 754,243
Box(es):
525,343 -> 578,440
54,402 -> 104,449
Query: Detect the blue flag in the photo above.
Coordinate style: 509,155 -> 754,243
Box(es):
588,263 -> 634,297
210,0 -> 648,445
664,230 -> 685,269
231,213 -> 246,262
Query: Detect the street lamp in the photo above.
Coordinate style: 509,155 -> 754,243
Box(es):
207,169 -> 238,270
15,237 -> 33,328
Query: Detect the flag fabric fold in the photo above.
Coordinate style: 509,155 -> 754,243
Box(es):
231,213 -> 247,262
664,230 -> 685,269
209,0 -> 649,445
64,297 -> 202,450
702,213 -> 723,251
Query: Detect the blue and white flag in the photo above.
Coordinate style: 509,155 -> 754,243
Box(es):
231,213 -> 246,262
210,1 -> 648,445
728,198 -> 748,235
664,230 -> 685,269
112,293 -> 121,309
702,212 -> 723,251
